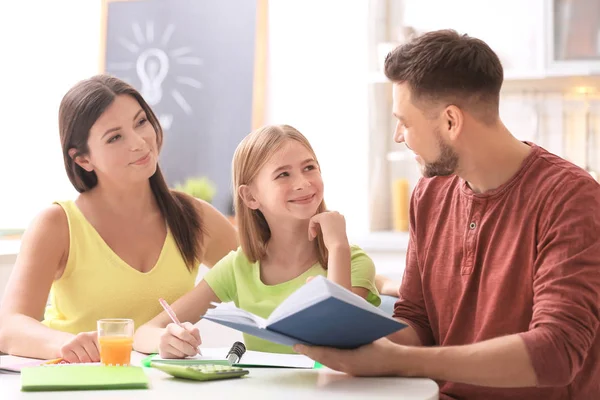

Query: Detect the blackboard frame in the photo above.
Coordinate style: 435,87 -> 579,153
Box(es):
99,0 -> 267,130
97,0 -> 268,213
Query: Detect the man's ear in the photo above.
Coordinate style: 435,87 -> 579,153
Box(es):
68,148 -> 94,172
444,105 -> 464,142
238,185 -> 260,210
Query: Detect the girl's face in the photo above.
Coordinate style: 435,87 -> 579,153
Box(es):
243,139 -> 324,222
72,94 -> 159,186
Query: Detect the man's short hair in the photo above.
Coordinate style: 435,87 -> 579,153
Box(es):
384,29 -> 504,124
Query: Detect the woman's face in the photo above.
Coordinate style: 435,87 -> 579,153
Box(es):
73,94 -> 159,186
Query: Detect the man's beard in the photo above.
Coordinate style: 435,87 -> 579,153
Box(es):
421,129 -> 459,178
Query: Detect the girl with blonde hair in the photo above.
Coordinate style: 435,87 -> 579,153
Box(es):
135,124 -> 380,356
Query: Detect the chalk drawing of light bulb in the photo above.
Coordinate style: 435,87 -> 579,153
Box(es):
136,48 -> 169,106
108,21 -> 204,123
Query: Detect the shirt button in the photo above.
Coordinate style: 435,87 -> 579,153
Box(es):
469,222 -> 477,230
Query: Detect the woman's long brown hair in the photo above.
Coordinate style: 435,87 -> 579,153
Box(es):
58,75 -> 204,270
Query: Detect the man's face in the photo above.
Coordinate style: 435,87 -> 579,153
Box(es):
392,82 -> 458,178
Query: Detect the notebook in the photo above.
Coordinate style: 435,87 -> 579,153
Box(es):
203,276 -> 407,349
149,348 -> 315,369
0,359 -> 62,374
20,365 -> 149,392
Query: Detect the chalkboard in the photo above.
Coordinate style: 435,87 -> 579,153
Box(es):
100,0 -> 266,214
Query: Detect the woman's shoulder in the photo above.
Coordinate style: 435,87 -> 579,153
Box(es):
19,204 -> 70,261
178,194 -> 238,265
33,203 -> 70,234
187,195 -> 221,219
170,191 -> 216,222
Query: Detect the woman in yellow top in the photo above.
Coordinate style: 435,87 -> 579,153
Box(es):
0,75 -> 237,362
134,125 -> 381,356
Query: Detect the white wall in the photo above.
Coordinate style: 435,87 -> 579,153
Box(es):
266,0 -> 371,235
0,0 -> 372,235
0,1 -> 101,229
401,0 -> 547,78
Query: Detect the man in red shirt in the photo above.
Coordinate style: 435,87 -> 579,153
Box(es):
296,30 -> 600,400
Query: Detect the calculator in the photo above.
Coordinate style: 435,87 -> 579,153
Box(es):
150,362 -> 249,381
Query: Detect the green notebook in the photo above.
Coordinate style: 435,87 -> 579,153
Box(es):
21,365 -> 149,392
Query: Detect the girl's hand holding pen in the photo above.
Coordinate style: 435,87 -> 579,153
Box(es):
159,322 -> 202,359
157,297 -> 202,359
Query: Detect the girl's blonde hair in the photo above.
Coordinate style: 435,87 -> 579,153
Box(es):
232,124 -> 328,267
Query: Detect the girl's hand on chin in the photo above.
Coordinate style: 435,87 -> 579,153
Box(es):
308,211 -> 349,250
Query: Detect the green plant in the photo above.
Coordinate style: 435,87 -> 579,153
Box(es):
175,177 -> 217,203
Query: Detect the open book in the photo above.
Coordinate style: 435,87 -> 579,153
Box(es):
202,276 -> 407,349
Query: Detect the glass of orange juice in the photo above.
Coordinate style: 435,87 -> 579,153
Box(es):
97,319 -> 134,366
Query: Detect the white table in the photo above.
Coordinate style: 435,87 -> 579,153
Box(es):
1,352 -> 439,400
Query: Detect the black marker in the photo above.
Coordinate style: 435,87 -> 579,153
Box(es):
226,341 -> 246,365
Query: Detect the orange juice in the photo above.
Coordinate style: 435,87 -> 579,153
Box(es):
99,336 -> 133,366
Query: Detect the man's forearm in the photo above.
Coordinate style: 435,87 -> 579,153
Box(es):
400,334 -> 538,387
387,320 -> 423,347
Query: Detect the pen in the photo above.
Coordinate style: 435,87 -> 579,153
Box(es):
43,358 -> 66,365
226,341 -> 246,365
158,298 -> 182,325
158,298 -> 202,355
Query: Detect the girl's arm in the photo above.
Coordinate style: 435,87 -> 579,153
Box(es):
133,280 -> 219,356
326,244 -> 352,291
0,205 -> 77,359
309,211 -> 352,291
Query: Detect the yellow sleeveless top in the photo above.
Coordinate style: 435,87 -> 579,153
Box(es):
42,200 -> 199,334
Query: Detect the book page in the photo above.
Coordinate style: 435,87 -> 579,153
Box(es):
149,354 -> 227,364
203,302 -> 268,328
235,350 -> 314,368
319,277 -> 391,317
203,348 -> 314,368
267,276 -> 391,325
266,277 -> 328,324
150,347 -> 229,364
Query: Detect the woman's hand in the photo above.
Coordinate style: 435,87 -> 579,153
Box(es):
59,331 -> 100,363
